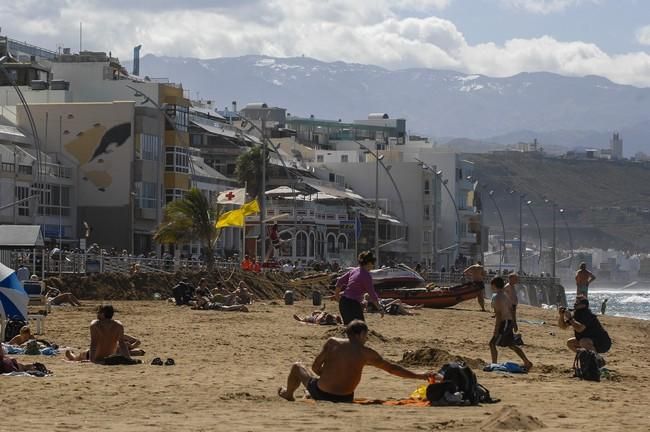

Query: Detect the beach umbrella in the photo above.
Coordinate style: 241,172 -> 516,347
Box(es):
0,262 -> 28,321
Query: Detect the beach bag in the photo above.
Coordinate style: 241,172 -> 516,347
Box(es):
312,291 -> 322,306
573,349 -> 601,382
4,318 -> 26,342
438,362 -> 480,405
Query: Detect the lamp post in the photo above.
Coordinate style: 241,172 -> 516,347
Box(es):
545,198 -> 557,278
483,187 -> 506,272
374,147 -> 384,264
508,189 -> 525,274
525,200 -> 543,265
559,208 -> 574,269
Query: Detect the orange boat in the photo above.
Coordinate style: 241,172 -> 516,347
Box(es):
377,282 -> 482,308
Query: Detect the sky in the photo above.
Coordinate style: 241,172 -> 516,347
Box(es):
2,0 -> 650,86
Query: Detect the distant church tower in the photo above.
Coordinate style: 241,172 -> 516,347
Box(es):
610,132 -> 623,159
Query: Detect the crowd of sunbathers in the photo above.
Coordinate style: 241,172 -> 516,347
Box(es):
171,277 -> 253,312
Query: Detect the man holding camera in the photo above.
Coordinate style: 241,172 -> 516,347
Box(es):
558,296 -> 611,354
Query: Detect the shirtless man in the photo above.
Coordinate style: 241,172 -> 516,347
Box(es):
575,263 -> 596,298
65,304 -> 132,363
489,277 -> 532,370
278,320 -> 432,402
464,261 -> 487,311
503,273 -> 519,332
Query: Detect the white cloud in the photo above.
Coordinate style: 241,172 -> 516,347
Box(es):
2,1 -> 650,87
500,0 -> 600,14
637,25 -> 650,46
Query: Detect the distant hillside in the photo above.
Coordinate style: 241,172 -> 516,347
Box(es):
468,153 -> 650,251
130,54 -> 650,155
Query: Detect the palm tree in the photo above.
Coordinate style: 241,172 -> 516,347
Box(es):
154,188 -> 223,269
235,146 -> 266,199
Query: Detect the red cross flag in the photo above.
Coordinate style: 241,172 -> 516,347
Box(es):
216,188 -> 246,205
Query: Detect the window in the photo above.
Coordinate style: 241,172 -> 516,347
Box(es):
296,232 -> 308,256
424,205 -> 430,220
165,188 -> 186,203
424,231 -> 431,242
165,105 -> 189,132
337,235 -> 347,251
136,182 -> 158,209
15,185 -> 30,216
316,155 -> 324,163
137,134 -> 161,161
340,154 -> 348,163
327,235 -> 336,253
33,183 -> 71,217
165,147 -> 189,173
329,173 -> 335,182
424,180 -> 430,195
190,134 -> 202,147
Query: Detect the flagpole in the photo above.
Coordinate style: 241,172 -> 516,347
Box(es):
242,181 -> 247,263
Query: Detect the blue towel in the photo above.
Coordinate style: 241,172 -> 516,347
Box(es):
483,362 -> 527,373
1,344 -> 24,355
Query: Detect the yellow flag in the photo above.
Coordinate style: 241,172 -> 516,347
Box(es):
216,209 -> 245,228
241,199 -> 260,216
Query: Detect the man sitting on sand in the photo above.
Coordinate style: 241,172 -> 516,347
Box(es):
559,296 -> 611,354
293,311 -> 342,325
278,320 -> 433,402
65,305 -> 134,363
489,277 -> 533,371
363,294 -> 423,316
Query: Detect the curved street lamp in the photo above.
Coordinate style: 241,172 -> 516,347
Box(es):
525,199 -> 543,265
481,186 -> 506,272
559,208 -> 574,269
544,198 -> 557,278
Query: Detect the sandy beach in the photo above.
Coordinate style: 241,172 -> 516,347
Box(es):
5,298 -> 650,432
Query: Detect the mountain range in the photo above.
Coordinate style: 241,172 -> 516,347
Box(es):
132,54 -> 650,156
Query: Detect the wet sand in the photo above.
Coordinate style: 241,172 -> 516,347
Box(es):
5,299 -> 650,431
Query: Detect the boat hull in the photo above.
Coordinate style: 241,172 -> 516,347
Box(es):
371,266 -> 425,290
377,282 -> 482,308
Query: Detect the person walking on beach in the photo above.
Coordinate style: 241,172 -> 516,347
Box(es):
278,320 -> 433,402
575,263 -> 596,298
559,296 -> 611,354
464,261 -> 487,311
489,277 -> 533,370
600,298 -> 608,315
503,273 -> 519,332
334,251 -> 383,324
65,304 -> 133,363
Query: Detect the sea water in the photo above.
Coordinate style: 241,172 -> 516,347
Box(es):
565,287 -> 650,321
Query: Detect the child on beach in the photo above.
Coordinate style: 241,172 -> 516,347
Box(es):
489,277 -> 533,371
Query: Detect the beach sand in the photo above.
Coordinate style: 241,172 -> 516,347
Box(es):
5,299 -> 650,431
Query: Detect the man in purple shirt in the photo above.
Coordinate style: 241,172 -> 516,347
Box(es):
334,251 -> 383,324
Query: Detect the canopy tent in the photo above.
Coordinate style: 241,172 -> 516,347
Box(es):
0,261 -> 28,321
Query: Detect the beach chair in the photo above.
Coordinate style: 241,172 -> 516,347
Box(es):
22,281 -> 48,334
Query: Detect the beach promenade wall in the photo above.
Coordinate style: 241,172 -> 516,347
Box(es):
424,272 -> 567,308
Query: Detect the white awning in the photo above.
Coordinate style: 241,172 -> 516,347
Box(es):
0,225 -> 45,247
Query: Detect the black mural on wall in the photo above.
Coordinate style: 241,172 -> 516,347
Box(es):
89,122 -> 132,162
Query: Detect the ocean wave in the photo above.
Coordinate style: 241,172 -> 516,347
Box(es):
619,295 -> 650,304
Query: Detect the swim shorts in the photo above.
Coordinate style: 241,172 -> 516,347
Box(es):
307,379 -> 354,403
490,320 -> 515,347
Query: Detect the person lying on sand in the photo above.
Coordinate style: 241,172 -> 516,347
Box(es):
43,286 -> 82,306
278,320 -> 433,403
8,325 -> 33,345
192,301 -> 249,312
1,346 -> 48,374
65,304 -> 133,363
293,311 -> 342,325
363,294 -> 422,316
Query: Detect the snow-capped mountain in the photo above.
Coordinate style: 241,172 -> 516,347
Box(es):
132,54 -> 650,155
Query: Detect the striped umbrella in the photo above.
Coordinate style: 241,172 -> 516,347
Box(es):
0,262 -> 28,321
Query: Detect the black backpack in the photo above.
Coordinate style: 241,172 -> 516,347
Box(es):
573,349 -> 601,382
439,361 -> 480,405
4,318 -> 27,342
